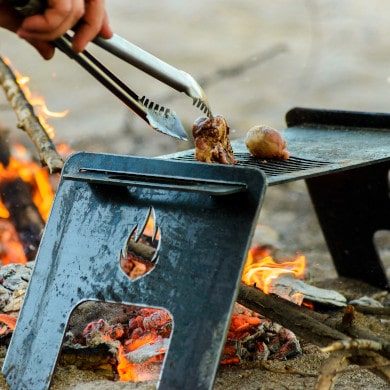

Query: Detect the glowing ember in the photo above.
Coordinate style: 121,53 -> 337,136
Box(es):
0,313 -> 16,336
242,244 -> 306,304
74,307 -> 172,382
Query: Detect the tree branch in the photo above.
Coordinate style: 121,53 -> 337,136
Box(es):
0,56 -> 63,173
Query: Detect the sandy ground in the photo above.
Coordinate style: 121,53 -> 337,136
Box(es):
0,1 -> 390,389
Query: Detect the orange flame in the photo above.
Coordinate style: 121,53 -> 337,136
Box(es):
0,148 -> 55,265
117,332 -> 165,382
242,244 -> 306,300
117,345 -> 139,382
0,314 -> 17,330
0,314 -> 17,336
0,147 -> 55,221
0,220 -> 27,264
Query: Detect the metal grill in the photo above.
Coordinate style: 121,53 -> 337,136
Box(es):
163,107 -> 390,289
163,107 -> 390,185
170,153 -> 330,178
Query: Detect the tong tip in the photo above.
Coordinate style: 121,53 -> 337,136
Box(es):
193,98 -> 213,119
142,96 -> 188,141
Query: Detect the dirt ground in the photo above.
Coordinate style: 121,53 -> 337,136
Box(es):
0,1 -> 390,389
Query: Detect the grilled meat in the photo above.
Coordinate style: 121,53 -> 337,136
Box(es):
192,115 -> 237,164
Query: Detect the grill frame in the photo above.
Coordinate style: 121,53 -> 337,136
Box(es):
163,107 -> 390,185
164,107 -> 390,289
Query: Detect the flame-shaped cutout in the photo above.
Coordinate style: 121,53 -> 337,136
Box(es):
120,207 -> 161,280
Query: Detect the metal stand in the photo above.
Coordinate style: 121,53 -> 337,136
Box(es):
306,160 -> 390,290
2,152 -> 266,390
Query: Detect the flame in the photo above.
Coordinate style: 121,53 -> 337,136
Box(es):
0,147 -> 55,221
0,220 -> 27,264
0,314 -> 17,336
117,345 -> 139,382
0,144 -> 59,266
117,330 -> 167,382
143,211 -> 160,241
0,59 -> 66,265
0,314 -> 17,330
242,244 -> 306,300
0,144 -> 56,265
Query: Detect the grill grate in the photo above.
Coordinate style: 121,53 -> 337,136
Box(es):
163,107 -> 390,185
170,152 -> 330,177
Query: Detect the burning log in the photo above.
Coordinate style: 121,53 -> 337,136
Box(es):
0,130 -> 56,262
0,177 -> 45,260
238,283 -> 390,360
0,56 -> 63,173
237,283 -> 349,347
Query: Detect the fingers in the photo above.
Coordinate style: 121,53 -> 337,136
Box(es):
72,0 -> 113,52
100,12 -> 113,39
17,0 -> 85,41
6,0 -> 112,59
26,39 -> 56,60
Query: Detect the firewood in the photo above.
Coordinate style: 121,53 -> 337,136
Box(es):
320,339 -> 383,354
0,177 -> 44,260
352,305 -> 390,316
0,56 -> 63,173
238,283 -> 390,362
315,350 -> 351,390
237,283 -> 349,347
316,348 -> 390,390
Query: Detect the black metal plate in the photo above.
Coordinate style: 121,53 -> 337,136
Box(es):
3,152 -> 266,390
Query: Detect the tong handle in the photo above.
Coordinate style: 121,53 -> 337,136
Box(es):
8,0 -> 212,118
54,35 -> 147,120
54,34 -> 188,140
94,35 -> 197,98
94,35 -> 212,118
64,168 -> 247,196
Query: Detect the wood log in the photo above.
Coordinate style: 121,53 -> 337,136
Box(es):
0,56 -> 63,173
0,177 -> 44,260
237,283 -> 349,347
237,283 -> 390,361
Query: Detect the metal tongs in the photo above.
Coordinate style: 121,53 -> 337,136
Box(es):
54,33 -> 213,141
10,0 -> 212,140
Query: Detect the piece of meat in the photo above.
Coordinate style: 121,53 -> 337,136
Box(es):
192,115 -> 237,164
245,125 -> 290,160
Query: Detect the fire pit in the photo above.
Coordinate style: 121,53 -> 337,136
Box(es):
1,106 -> 389,389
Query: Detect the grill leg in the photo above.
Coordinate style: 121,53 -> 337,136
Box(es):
305,161 -> 390,290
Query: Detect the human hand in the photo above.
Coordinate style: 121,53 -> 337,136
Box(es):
0,0 -> 113,59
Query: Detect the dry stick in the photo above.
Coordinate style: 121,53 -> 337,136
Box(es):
0,56 -> 63,173
352,305 -> 390,316
316,350 -> 390,390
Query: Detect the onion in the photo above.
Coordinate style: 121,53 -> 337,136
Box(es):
245,125 -> 290,160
